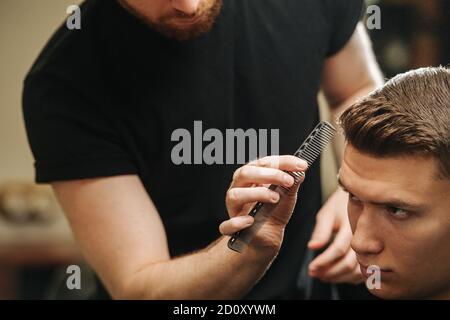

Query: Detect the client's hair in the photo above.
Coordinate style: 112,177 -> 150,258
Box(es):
339,66 -> 450,178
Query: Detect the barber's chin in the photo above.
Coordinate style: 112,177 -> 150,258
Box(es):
158,20 -> 214,41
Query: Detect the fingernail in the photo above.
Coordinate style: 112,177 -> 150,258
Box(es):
308,240 -> 322,247
270,192 -> 280,203
242,216 -> 253,225
284,175 -> 294,186
297,159 -> 308,169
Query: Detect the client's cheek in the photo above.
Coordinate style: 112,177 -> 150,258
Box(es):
391,246 -> 426,283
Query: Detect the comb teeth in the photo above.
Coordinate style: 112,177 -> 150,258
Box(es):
280,122 -> 336,192
294,122 -> 336,165
279,171 -> 305,192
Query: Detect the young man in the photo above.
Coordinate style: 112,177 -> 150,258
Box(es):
223,67 -> 450,299
339,67 -> 450,299
23,0 -> 383,299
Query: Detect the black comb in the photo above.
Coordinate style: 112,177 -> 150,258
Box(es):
227,121 -> 336,253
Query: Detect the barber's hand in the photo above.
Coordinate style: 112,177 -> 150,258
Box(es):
307,188 -> 363,284
219,155 -> 307,252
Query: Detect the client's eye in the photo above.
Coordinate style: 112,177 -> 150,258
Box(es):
386,206 -> 409,219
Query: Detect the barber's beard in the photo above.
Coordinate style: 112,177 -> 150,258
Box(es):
120,0 -> 223,41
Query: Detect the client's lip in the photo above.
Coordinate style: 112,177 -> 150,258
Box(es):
359,263 -> 393,278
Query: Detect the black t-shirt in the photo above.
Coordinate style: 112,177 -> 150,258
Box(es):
23,0 -> 363,299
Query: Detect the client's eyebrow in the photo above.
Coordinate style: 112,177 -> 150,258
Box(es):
336,174 -> 426,212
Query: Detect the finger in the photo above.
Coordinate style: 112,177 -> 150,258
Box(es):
232,165 -> 296,188
226,187 -> 280,215
248,155 -> 308,172
337,266 -> 364,284
219,215 -> 254,235
308,206 -> 335,250
308,223 -> 352,271
282,170 -> 306,197
316,264 -> 364,285
309,249 -> 358,282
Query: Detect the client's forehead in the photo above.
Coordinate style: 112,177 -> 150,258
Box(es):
339,144 -> 439,209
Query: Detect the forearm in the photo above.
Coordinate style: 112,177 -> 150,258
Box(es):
118,236 -> 277,299
322,23 -> 385,165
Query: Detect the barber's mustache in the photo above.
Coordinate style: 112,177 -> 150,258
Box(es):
172,9 -> 198,19
161,0 -> 220,23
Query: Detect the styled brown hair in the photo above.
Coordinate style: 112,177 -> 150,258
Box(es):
339,66 -> 450,178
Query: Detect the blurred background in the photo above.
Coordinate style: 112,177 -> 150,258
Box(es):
0,0 -> 448,299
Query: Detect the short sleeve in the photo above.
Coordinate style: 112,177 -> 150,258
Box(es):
325,0 -> 365,57
22,73 -> 138,183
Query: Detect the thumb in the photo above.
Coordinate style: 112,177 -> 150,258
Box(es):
308,204 -> 335,250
